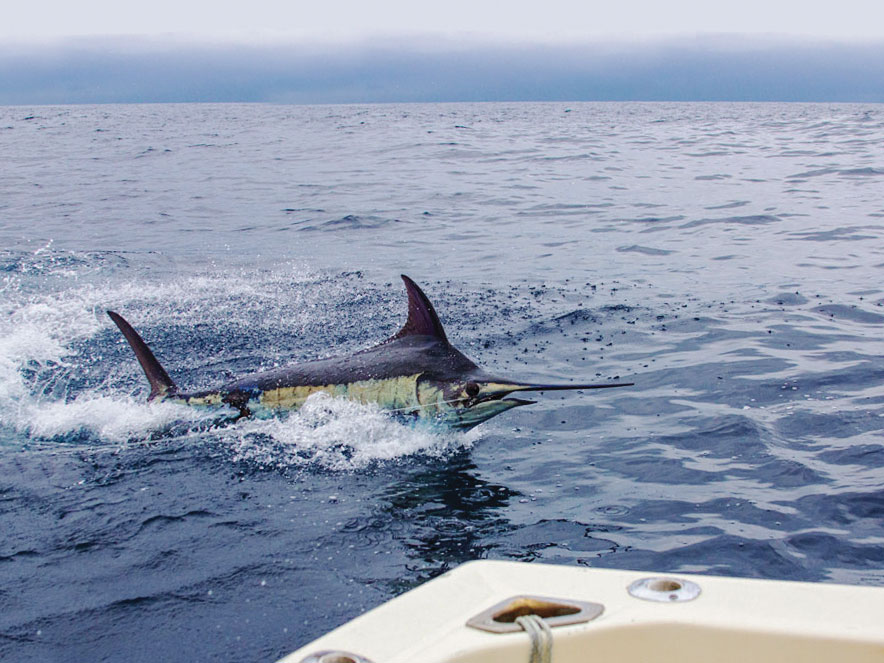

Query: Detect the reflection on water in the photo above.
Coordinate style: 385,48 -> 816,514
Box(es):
377,453 -> 517,584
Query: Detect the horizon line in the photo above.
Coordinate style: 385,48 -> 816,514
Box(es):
3,36 -> 883,105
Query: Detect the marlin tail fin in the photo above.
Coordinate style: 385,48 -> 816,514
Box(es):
107,311 -> 177,401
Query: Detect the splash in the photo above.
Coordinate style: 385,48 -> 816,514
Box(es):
1,262 -> 476,465
0,285 -> 223,445
226,392 -> 477,472
23,394 -> 205,444
0,262 -> 304,442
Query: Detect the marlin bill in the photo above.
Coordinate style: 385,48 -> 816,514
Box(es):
107,275 -> 632,430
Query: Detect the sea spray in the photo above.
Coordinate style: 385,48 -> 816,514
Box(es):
227,391 -> 477,471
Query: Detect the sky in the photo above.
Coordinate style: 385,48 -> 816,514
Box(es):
3,1 -> 884,103
6,0 -> 884,42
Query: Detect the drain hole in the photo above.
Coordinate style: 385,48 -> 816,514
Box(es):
468,594 -> 605,633
628,576 -> 701,603
492,598 -> 581,623
317,655 -> 357,663
648,579 -> 682,593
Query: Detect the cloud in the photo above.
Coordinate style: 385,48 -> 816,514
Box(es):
2,36 -> 883,104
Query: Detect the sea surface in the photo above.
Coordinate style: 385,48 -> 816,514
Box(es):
2,102 -> 884,662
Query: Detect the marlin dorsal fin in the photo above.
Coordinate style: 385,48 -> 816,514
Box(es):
391,275 -> 449,343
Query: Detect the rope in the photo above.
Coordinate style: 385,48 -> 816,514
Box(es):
515,614 -> 553,663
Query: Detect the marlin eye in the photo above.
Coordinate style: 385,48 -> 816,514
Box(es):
465,382 -> 480,397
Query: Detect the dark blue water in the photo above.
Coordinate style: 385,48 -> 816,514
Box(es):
2,102 -> 884,663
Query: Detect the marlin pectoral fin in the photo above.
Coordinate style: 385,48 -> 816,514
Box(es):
222,390 -> 253,419
107,311 -> 177,401
503,397 -> 536,407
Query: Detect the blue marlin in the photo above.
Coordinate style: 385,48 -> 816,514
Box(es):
107,275 -> 632,430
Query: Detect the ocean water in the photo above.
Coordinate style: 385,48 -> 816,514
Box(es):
2,102 -> 884,662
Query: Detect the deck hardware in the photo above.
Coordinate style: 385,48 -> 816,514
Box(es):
628,577 -> 701,602
299,651 -> 374,663
466,595 -> 604,634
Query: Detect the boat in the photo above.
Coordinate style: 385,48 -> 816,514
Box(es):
279,559 -> 884,663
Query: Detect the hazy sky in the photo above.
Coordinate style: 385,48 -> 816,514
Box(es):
4,1 -> 884,104
7,0 -> 884,42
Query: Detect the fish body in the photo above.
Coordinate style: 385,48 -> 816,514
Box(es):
108,275 -> 631,430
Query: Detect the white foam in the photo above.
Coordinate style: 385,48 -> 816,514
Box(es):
227,392 -> 475,471
0,289 -> 101,432
23,394 -> 202,443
